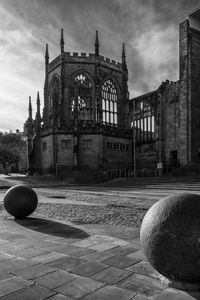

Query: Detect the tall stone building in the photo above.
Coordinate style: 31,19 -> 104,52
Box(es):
129,8 -> 200,175
25,8 -> 200,176
24,31 -> 132,174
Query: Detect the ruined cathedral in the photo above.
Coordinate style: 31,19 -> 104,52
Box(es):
24,8 -> 200,175
24,30 -> 132,174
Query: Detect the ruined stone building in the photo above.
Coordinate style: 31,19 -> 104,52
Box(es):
24,31 -> 132,174
129,8 -> 200,175
24,8 -> 200,175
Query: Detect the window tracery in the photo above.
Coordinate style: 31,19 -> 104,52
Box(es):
49,76 -> 60,128
69,73 -> 93,122
133,100 -> 155,143
101,79 -> 118,126
49,76 -> 60,112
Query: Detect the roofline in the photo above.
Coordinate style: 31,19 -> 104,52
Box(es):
130,89 -> 157,102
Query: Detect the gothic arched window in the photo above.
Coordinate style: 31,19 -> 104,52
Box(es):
49,76 -> 60,111
49,76 -> 60,128
101,79 -> 118,126
68,73 -> 93,122
134,100 -> 155,142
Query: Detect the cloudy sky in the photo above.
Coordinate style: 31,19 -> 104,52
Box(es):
0,0 -> 199,131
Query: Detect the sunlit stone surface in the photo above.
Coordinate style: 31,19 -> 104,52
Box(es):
140,193 -> 200,286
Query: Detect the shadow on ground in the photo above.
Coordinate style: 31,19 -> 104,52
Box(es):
15,217 -> 90,239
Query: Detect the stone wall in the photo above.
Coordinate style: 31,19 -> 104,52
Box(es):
78,134 -> 103,170
178,19 -> 191,165
57,134 -> 74,170
161,81 -> 180,166
189,27 -> 200,161
40,134 -> 54,173
103,136 -> 132,169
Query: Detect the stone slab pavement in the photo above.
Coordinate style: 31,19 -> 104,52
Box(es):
0,214 -> 199,299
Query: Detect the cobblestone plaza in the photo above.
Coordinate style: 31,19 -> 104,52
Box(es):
0,174 -> 199,299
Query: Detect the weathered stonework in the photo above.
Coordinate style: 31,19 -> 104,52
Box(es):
129,9 -> 200,173
25,9 -> 200,175
25,32 -> 132,174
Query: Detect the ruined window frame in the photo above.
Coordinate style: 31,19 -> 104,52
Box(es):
101,79 -> 118,126
68,73 -> 94,123
134,99 -> 155,143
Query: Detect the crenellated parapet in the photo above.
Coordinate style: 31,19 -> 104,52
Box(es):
48,52 -> 123,73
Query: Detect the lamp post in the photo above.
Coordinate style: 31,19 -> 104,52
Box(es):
133,100 -> 136,177
157,90 -> 163,176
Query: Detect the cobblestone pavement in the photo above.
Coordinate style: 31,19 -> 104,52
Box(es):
34,203 -> 147,228
0,177 -> 200,298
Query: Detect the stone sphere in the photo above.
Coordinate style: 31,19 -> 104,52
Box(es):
4,185 -> 38,219
140,193 -> 200,284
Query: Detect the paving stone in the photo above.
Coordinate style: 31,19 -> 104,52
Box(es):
126,261 -> 156,276
34,241 -> 63,251
54,276 -> 104,298
48,238 -> 82,245
117,273 -> 166,297
31,252 -> 67,263
133,295 -> 151,300
152,288 -> 200,300
101,254 -> 139,269
106,243 -> 140,256
87,235 -> 113,242
0,240 -> 10,246
56,245 -> 95,257
70,261 -> 108,277
126,250 -> 146,262
13,247 -> 51,259
0,272 -> 14,281
0,284 -> 55,300
71,239 -> 98,248
81,251 -> 114,262
47,294 -> 74,300
13,263 -> 56,280
82,285 -> 136,300
0,243 -> 35,254
0,257 -> 39,272
89,236 -> 129,247
110,239 -> 130,247
46,256 -> 86,270
0,276 -> 32,297
89,242 -> 118,251
5,234 -> 29,242
0,252 -> 15,262
92,266 -> 133,284
45,237 -> 68,244
34,270 -> 77,289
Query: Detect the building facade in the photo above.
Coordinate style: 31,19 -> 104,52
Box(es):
25,8 -> 200,176
129,8 -> 200,175
24,31 -> 132,174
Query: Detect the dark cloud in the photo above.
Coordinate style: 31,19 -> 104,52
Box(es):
0,0 -> 200,130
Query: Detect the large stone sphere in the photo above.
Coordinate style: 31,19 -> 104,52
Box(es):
140,193 -> 200,284
4,185 -> 38,219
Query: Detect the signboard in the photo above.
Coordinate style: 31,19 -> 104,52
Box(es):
157,162 -> 163,169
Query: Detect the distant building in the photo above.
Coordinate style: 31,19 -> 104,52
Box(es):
0,130 -> 27,174
24,31 -> 132,174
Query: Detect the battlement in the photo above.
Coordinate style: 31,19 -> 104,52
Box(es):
48,51 -> 123,71
189,7 -> 200,31
160,79 -> 180,90
98,55 -> 122,67
64,52 -> 95,58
